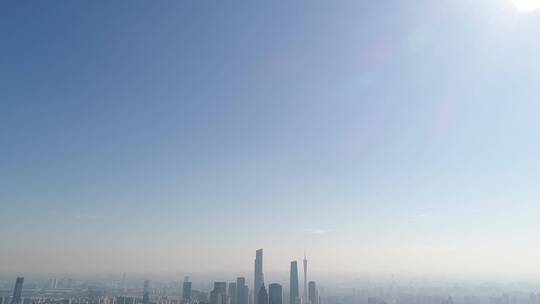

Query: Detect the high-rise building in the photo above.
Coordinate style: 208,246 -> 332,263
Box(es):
228,283 -> 237,304
308,282 -> 317,304
289,261 -> 299,304
10,277 -> 24,304
48,278 -> 57,289
268,284 -> 282,304
142,280 -> 150,304
303,253 -> 307,304
211,282 -> 227,304
254,249 -> 264,304
257,285 -> 268,304
183,281 -> 192,302
236,278 -> 249,304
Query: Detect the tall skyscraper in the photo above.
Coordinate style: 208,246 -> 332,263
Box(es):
10,277 -> 24,304
308,282 -> 317,304
302,253 -> 307,304
254,249 -> 264,304
289,261 -> 299,304
211,282 -> 227,304
268,284 -> 282,304
257,285 -> 268,304
228,282 -> 237,304
142,280 -> 150,304
236,278 -> 249,304
183,281 -> 192,302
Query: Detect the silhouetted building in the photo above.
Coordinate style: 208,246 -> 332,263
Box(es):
236,278 -> 249,304
303,254 -> 307,304
211,282 -> 227,304
48,278 -> 57,289
254,249 -> 264,304
142,280 -> 150,304
268,284 -> 282,304
290,261 -> 299,304
10,277 -> 24,304
308,282 -> 317,304
229,283 -> 237,304
183,281 -> 192,301
257,285 -> 268,304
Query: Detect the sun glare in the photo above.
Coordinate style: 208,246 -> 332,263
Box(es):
512,0 -> 540,12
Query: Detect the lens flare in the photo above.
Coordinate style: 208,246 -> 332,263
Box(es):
512,0 -> 540,12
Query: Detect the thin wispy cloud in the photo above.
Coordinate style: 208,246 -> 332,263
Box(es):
74,214 -> 109,221
304,228 -> 333,235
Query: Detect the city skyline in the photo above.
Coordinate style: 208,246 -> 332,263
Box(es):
3,0 -> 540,278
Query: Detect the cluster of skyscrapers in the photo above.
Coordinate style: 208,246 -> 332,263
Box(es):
204,249 -> 318,304
4,249 -> 318,304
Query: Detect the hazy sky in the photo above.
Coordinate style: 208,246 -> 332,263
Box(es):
2,0 -> 540,277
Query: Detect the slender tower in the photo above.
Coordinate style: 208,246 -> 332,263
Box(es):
303,252 -> 307,304
254,249 -> 264,304
290,261 -> 299,304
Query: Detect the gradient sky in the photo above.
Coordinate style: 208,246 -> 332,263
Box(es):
2,0 -> 540,277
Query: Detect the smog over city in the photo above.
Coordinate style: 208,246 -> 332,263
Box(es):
2,1 -> 540,304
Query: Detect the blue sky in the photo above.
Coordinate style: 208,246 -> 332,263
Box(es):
2,0 -> 540,276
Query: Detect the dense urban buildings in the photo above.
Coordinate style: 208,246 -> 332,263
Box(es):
5,248 -> 540,304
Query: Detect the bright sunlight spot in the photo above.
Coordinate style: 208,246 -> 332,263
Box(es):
512,0 -> 540,12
